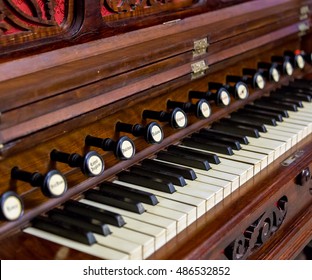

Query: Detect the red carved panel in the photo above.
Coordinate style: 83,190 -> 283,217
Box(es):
101,0 -> 198,19
0,0 -> 73,46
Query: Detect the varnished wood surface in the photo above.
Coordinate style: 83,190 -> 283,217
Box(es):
0,0 -> 312,260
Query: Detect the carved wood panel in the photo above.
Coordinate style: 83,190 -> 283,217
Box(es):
0,0 -> 254,56
224,196 -> 288,260
0,0 -> 74,46
101,0 -> 197,18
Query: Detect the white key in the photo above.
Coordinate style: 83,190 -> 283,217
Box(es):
267,123 -> 304,142
277,121 -> 307,139
301,101 -> 312,109
212,157 -> 254,181
247,137 -> 286,159
80,199 -> 177,242
113,180 -> 206,218
241,144 -> 275,164
259,131 -> 292,151
208,151 -> 261,175
94,233 -> 142,260
200,169 -> 239,191
156,197 -> 197,226
265,128 -> 297,147
142,203 -> 187,234
283,119 -> 310,136
233,149 -> 268,169
188,176 -> 231,197
108,225 -> 155,259
288,111 -> 312,121
286,112 -> 312,133
183,180 -> 224,203
24,227 -> 129,260
170,184 -> 215,211
122,217 -> 166,251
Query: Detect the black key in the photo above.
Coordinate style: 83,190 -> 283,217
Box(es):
259,96 -> 300,109
64,200 -> 125,227
99,181 -> 158,206
48,208 -> 111,236
141,159 -> 197,180
85,189 -> 145,214
212,122 -> 260,138
166,144 -> 223,165
278,85 -> 310,93
219,118 -> 267,133
167,145 -> 221,164
239,106 -> 284,122
32,216 -> 96,245
271,90 -> 311,102
244,104 -> 289,118
157,150 -> 211,170
271,96 -> 303,108
130,165 -> 186,187
231,112 -> 277,126
279,86 -> 312,97
182,137 -> 234,155
118,171 -> 176,193
191,132 -> 241,150
254,99 -> 297,112
199,128 -> 249,144
290,79 -> 312,90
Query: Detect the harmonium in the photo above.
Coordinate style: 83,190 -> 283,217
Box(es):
0,0 -> 312,260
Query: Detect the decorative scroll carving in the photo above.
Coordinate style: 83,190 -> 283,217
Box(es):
101,0 -> 197,18
224,196 -> 288,260
0,0 -> 68,36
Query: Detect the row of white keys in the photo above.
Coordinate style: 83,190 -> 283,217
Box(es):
79,198 -> 177,252
258,131 -> 292,151
193,166 -> 240,191
241,144 -> 275,164
26,200 -> 168,259
80,199 -> 168,253
26,208 -> 161,260
246,136 -> 286,159
263,108 -> 312,147
93,232 -> 142,260
155,157 -> 239,193
264,128 -> 298,147
107,224 -> 155,259
155,196 -> 197,226
159,150 -> 246,188
187,173 -> 233,197
80,199 -> 177,242
242,101 -> 312,161
232,149 -> 268,169
112,179 -> 206,219
204,150 -> 262,175
24,227 -> 130,260
179,179 -> 224,204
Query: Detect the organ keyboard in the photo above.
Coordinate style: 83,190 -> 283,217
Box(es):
0,0 -> 312,260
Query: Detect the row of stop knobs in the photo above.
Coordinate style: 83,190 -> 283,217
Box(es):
0,50 -> 308,221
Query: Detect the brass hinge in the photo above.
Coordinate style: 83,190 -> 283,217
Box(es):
300,5 -> 310,20
193,38 -> 209,57
191,60 -> 208,79
298,21 -> 310,36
